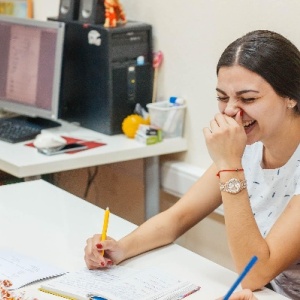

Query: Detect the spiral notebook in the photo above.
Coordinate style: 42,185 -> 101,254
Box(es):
0,249 -> 66,290
39,265 -> 200,300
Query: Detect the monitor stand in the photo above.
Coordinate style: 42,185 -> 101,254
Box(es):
23,116 -> 61,130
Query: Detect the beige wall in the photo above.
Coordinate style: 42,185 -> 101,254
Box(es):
33,0 -> 60,20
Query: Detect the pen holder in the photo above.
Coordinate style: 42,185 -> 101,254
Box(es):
146,101 -> 186,138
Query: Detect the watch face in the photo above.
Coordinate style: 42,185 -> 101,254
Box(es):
220,178 -> 246,194
227,178 -> 241,194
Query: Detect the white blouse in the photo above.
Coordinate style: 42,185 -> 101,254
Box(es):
242,142 -> 300,299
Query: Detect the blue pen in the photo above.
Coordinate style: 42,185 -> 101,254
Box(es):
87,293 -> 110,300
223,255 -> 258,300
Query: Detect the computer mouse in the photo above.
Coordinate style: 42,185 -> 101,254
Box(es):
33,133 -> 67,150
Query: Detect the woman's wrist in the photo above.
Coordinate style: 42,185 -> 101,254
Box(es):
216,165 -> 246,194
215,160 -> 243,170
216,168 -> 244,178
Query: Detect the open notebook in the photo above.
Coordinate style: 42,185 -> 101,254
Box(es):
0,249 -> 65,290
40,265 -> 200,300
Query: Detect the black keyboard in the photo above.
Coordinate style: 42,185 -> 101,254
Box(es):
0,116 -> 61,143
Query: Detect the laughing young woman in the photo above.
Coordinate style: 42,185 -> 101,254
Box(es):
84,30 -> 300,299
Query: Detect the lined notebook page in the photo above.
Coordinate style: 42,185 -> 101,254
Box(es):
0,249 -> 66,290
40,266 -> 200,300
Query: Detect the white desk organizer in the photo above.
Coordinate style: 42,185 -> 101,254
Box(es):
147,101 -> 186,138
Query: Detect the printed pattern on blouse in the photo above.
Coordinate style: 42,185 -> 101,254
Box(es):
242,141 -> 300,299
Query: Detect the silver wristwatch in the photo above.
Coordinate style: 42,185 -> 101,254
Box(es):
219,178 -> 247,194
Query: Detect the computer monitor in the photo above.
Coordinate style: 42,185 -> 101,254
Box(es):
0,15 -> 65,123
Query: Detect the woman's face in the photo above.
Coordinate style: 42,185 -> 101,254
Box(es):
216,65 -> 291,145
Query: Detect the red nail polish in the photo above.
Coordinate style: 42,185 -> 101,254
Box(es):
96,244 -> 103,249
240,110 -> 244,117
100,262 -> 105,267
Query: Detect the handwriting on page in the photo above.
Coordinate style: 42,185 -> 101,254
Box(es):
87,267 -> 183,299
42,266 -> 197,300
0,249 -> 65,289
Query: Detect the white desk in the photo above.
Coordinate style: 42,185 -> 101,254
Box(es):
0,180 -> 288,299
0,121 -> 187,219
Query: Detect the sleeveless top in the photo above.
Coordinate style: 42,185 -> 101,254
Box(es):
242,142 -> 300,299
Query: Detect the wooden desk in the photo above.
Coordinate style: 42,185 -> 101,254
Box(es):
0,180 -> 288,299
0,121 -> 187,219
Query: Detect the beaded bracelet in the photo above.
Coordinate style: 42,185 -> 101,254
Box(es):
216,168 -> 244,178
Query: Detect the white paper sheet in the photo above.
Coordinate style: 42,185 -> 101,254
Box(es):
0,249 -> 66,289
40,266 -> 200,300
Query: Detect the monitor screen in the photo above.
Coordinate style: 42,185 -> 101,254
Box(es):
0,16 -> 65,121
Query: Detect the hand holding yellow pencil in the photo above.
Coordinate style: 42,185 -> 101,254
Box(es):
100,207 -> 110,256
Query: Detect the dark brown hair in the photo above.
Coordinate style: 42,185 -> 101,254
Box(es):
217,30 -> 300,113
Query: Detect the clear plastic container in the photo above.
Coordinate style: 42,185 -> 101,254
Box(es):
146,101 -> 186,138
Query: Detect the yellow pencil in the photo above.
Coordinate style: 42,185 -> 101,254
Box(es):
100,207 -> 110,256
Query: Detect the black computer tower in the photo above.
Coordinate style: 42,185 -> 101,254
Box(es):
57,20 -> 153,135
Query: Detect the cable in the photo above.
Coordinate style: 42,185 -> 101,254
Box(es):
84,166 -> 99,199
